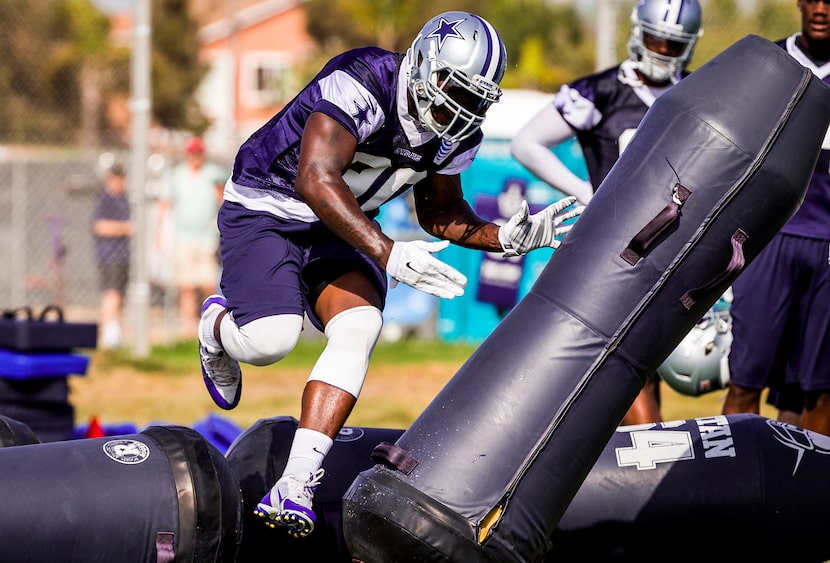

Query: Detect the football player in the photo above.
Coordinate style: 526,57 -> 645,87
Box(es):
723,0 -> 830,433
197,11 -> 583,538
511,0 -> 703,425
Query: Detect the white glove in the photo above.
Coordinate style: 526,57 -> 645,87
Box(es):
385,240 -> 466,299
498,197 -> 584,257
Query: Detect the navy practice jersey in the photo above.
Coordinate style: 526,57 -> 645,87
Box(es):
778,35 -> 830,241
552,60 -> 675,190
224,46 -> 483,223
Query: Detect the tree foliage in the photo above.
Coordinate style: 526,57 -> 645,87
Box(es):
0,0 -> 80,143
302,0 -> 804,95
150,0 -> 209,133
488,2 -> 592,90
0,0 -> 808,147
0,0 -> 207,146
305,0 -> 478,52
303,0 -> 591,92
755,0 -> 800,43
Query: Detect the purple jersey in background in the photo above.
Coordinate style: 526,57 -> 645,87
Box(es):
552,60 -> 677,189
778,35 -> 830,241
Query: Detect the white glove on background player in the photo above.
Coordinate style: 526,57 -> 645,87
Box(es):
386,240 -> 467,299
498,196 -> 584,257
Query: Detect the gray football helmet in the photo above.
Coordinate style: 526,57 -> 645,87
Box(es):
627,0 -> 703,83
406,12 -> 507,143
657,309 -> 732,397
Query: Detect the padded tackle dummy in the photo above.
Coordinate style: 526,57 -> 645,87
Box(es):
342,35 -> 830,563
225,416 -> 404,563
0,305 -> 96,442
0,414 -> 39,446
0,425 -> 242,562
227,414 -> 830,562
551,413 -> 830,562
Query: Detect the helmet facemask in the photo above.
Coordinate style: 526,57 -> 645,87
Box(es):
627,0 -> 703,83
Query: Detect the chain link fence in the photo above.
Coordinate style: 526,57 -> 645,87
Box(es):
0,148 -> 190,342
0,0 -> 804,349
0,151 -> 102,313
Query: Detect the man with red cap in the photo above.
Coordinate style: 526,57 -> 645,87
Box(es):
156,136 -> 228,337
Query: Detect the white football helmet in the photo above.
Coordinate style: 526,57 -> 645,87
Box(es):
657,309 -> 732,397
406,12 -> 507,143
627,0 -> 703,83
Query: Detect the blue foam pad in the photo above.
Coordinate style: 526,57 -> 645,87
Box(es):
0,349 -> 90,379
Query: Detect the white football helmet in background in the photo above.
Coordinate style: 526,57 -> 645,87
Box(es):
657,308 -> 732,397
406,11 -> 507,143
627,0 -> 704,83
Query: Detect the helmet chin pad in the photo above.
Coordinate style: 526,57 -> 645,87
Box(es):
632,43 -> 684,83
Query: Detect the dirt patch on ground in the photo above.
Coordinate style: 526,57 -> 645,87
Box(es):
70,356 -> 459,433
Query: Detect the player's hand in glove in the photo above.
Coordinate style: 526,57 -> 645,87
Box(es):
385,240 -> 466,299
498,196 -> 584,257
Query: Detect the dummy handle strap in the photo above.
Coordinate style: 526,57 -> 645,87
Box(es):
371,442 -> 419,475
680,229 -> 747,310
1,306 -> 64,322
1,306 -> 33,321
621,183 -> 691,265
38,304 -> 64,322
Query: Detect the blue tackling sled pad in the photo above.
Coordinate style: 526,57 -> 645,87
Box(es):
0,348 -> 90,380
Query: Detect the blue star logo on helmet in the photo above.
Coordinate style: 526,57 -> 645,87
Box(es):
427,17 -> 465,50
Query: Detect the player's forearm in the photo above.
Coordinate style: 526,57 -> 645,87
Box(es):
514,144 -> 593,204
419,200 -> 502,252
94,219 -> 132,237
303,177 -> 394,268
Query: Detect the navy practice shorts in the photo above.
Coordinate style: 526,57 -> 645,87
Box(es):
98,262 -> 129,293
216,202 -> 387,332
729,233 -> 830,392
766,382 -> 804,413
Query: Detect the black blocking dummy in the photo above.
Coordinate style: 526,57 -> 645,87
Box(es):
342,35 -> 830,563
550,413 -> 830,562
0,425 -> 242,562
225,416 -> 404,562
0,414 -> 40,446
227,414 -> 830,562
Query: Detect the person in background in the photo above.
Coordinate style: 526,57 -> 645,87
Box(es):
197,11 -> 583,538
156,136 -> 227,338
93,163 -> 132,350
722,0 -> 830,434
510,0 -> 703,426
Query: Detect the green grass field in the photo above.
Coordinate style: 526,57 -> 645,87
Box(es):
71,338 -> 778,432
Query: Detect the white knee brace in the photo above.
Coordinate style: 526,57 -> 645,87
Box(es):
219,313 -> 304,366
307,306 -> 383,398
